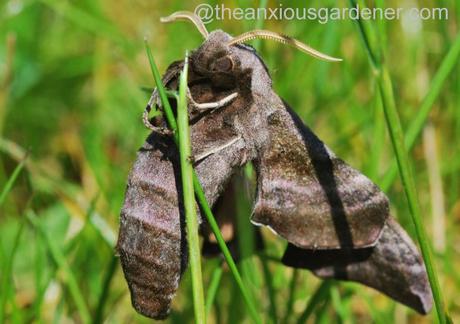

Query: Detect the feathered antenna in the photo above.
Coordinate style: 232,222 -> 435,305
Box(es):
228,29 -> 342,62
160,11 -> 209,39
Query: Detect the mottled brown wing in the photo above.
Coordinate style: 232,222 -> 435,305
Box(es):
117,131 -> 247,319
282,217 -> 433,314
117,77 -> 251,319
252,104 -> 389,249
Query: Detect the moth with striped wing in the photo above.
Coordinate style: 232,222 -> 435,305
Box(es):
117,11 -> 432,320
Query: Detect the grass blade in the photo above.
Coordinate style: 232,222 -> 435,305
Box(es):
296,281 -> 332,324
379,65 -> 445,322
0,153 -> 27,206
260,255 -> 278,322
235,171 -> 259,306
38,0 -> 132,51
0,223 -> 24,323
26,211 -> 91,324
144,39 -> 177,135
144,40 -> 261,324
177,52 -> 206,324
92,256 -> 117,324
380,32 -> 460,191
191,155 -> 261,324
283,269 -> 299,324
0,155 -> 28,322
330,286 -> 351,323
205,263 -> 224,316
349,0 -> 447,322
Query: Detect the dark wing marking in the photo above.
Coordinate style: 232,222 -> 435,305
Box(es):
252,103 -> 389,249
282,216 -> 433,314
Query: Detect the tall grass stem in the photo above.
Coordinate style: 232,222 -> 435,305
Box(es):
177,53 -> 206,324
350,0 -> 448,322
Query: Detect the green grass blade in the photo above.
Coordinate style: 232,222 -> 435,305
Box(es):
260,256 -> 278,322
235,171 -> 259,307
92,256 -> 117,324
380,32 -> 460,191
205,263 -> 224,316
38,0 -> 132,51
192,173 -> 262,324
144,41 -> 261,324
177,52 -> 206,324
0,154 -> 27,206
283,269 -> 299,324
367,88 -> 386,180
53,298 -> 65,324
330,286 -> 350,323
349,1 -> 448,322
26,211 -> 91,324
0,155 -> 27,322
379,66 -> 446,323
144,39 -> 177,135
296,281 -> 332,324
88,212 -> 117,248
0,223 -> 24,323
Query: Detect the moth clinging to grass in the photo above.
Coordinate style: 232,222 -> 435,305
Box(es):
117,11 -> 433,320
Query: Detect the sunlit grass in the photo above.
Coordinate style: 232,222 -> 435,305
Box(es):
348,1 -> 448,322
0,0 -> 459,323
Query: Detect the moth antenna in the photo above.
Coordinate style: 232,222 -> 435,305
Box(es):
160,11 -> 209,39
228,30 -> 342,62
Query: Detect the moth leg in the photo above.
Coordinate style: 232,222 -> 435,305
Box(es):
142,90 -> 172,135
187,87 -> 238,111
192,136 -> 242,163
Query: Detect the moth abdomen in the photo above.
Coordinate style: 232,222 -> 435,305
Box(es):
117,216 -> 182,319
117,138 -> 186,320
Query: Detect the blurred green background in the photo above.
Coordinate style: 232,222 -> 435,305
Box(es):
0,0 -> 459,323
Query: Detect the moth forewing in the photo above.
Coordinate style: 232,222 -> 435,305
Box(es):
118,51 -> 252,319
252,105 -> 389,249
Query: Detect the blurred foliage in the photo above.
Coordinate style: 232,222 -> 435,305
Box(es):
0,0 -> 459,323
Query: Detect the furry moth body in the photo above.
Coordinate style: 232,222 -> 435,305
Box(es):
117,12 -> 433,320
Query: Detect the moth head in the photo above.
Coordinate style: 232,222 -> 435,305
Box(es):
160,11 -> 342,89
189,30 -> 243,89
160,12 -> 248,88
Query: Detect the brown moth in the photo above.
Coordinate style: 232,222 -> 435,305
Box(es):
117,11 -> 433,320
